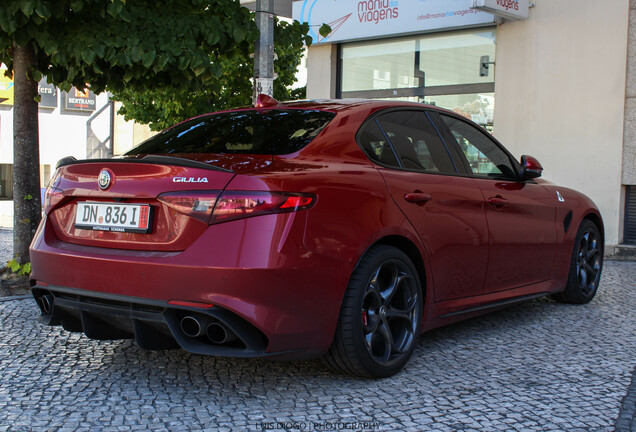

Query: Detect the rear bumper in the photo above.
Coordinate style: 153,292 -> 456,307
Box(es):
30,212 -> 353,357
31,285 -> 288,357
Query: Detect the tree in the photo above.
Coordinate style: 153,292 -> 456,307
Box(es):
0,0 -> 261,265
113,18 -> 314,131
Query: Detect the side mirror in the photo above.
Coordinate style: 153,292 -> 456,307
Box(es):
520,155 -> 543,179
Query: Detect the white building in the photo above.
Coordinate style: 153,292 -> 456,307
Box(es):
290,0 -> 636,257
0,73 -> 152,227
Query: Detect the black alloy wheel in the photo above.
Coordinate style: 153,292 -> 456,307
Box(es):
553,219 -> 603,304
324,245 -> 423,377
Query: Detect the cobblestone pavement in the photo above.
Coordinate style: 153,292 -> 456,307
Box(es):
0,228 -> 634,431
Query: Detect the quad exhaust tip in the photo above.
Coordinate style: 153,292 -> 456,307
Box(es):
179,315 -> 237,345
40,294 -> 54,315
206,322 -> 237,344
180,315 -> 206,338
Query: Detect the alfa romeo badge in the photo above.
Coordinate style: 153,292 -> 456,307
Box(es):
98,170 -> 111,189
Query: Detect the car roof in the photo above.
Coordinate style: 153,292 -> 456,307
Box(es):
170,99 -> 458,133
255,98 -> 446,114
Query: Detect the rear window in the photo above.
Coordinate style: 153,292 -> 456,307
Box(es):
125,109 -> 336,156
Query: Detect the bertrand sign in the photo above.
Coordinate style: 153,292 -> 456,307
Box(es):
471,0 -> 529,20
65,86 -> 96,111
292,0 -> 496,44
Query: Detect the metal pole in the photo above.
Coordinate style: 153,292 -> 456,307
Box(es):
254,0 -> 275,101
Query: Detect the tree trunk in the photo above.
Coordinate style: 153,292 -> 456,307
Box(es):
12,43 -> 41,264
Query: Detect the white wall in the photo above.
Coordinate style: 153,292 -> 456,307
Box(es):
0,93 -> 111,167
0,92 -> 111,227
306,43 -> 337,99
492,0 -> 630,246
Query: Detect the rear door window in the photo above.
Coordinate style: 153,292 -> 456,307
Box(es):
358,110 -> 456,174
126,109 -> 336,156
376,111 -> 456,174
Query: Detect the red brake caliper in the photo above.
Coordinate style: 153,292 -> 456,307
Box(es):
362,310 -> 368,327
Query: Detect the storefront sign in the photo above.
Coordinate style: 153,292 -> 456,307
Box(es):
65,87 -> 96,111
471,0 -> 529,20
0,72 -> 14,106
38,78 -> 58,109
292,0 -> 496,44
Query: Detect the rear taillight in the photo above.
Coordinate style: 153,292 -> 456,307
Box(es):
43,187 -> 64,214
158,190 -> 315,224
157,191 -> 220,223
211,191 -> 315,224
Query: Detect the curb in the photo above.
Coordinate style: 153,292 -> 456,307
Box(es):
615,367 -> 636,432
0,294 -> 32,302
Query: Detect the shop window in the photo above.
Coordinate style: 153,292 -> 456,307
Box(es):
339,28 -> 497,128
626,186 -> 636,244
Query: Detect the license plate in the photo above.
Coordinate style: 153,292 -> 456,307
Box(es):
75,202 -> 152,233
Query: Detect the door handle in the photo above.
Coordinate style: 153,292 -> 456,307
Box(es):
404,192 -> 432,204
488,196 -> 509,208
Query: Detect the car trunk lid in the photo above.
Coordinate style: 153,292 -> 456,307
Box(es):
46,159 -> 235,251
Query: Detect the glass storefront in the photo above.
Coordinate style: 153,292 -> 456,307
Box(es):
339,28 -> 497,127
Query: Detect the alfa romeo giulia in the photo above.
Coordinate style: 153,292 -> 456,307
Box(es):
30,96 -> 603,377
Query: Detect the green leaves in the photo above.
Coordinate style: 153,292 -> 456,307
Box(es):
0,0 -> 308,137
20,1 -> 36,17
7,259 -> 31,276
142,50 -> 155,68
112,14 -> 309,131
81,48 -> 95,64
34,2 -> 51,19
8,258 -> 21,273
20,262 -> 32,276
106,0 -> 124,18
319,23 -> 332,38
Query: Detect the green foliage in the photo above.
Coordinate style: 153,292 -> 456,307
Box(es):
2,0 -> 285,265
0,0 -> 317,131
7,258 -> 31,276
0,0 -> 259,93
319,24 -> 332,38
112,17 -> 313,131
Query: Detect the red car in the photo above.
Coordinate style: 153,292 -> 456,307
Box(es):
30,97 -> 603,377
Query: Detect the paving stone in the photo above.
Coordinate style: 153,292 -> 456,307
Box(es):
0,225 -> 634,431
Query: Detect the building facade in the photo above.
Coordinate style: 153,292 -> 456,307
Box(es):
294,0 -> 636,254
0,73 -> 152,227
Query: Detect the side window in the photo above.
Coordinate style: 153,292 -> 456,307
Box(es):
375,111 -> 456,174
440,115 -> 517,178
358,120 -> 400,167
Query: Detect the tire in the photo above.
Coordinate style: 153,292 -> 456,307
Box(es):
324,245 -> 423,378
552,219 -> 603,304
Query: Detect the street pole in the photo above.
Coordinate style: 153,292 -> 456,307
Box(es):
253,0 -> 275,101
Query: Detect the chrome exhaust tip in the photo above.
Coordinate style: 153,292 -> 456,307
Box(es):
180,316 -> 204,338
40,294 -> 54,315
206,322 -> 237,344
